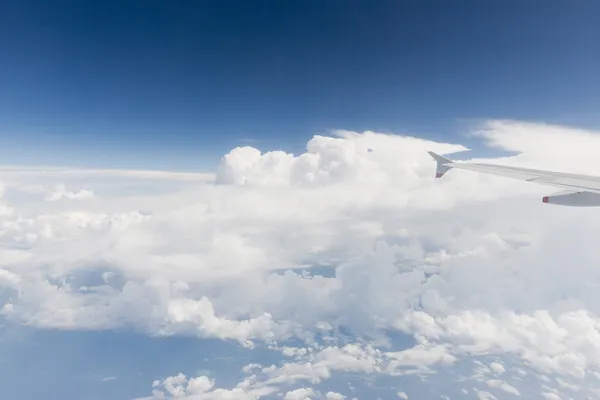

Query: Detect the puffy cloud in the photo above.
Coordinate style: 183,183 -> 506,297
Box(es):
215,130 -> 467,187
489,362 -> 505,375
283,388 -> 316,400
137,373 -> 277,400
257,343 -> 386,387
164,297 -> 284,346
4,120 -> 600,398
135,341 -> 451,399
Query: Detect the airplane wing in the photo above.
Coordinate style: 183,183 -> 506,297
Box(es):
428,151 -> 600,206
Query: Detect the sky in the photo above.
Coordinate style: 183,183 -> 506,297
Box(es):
4,2 -> 600,400
1,0 -> 600,169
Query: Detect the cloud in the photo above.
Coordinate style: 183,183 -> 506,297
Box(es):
541,393 -> 562,400
489,362 -> 505,375
474,390 -> 498,400
484,379 -> 520,396
325,392 -> 346,400
0,165 -> 214,182
137,373 -> 278,400
284,388 -> 316,400
45,183 -> 94,201
215,130 -> 467,187
4,120 -> 600,398
134,341 -> 447,399
164,297 -> 286,346
471,120 -> 600,162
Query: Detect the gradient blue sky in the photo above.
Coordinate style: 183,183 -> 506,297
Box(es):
1,0 -> 599,170
6,4 -> 600,398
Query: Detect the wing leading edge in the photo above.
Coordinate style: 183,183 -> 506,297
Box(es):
428,151 -> 600,206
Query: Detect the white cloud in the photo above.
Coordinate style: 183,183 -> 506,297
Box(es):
541,393 -> 562,400
485,379 -> 520,396
0,164 -> 214,182
325,392 -> 346,400
489,362 -> 505,374
283,388 -> 316,400
164,296 -> 284,346
397,391 -> 409,399
45,183 -> 94,201
257,343 -> 385,387
5,120 -> 600,398
471,120 -> 600,169
555,377 -> 578,392
386,343 -> 456,373
137,373 -> 277,400
474,390 -> 497,400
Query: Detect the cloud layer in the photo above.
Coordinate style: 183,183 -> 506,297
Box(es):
3,120 -> 600,399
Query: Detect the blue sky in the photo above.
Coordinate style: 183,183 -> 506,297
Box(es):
1,0 -> 600,169
4,3 -> 600,400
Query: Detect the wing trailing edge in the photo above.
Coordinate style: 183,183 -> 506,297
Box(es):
427,151 -> 600,207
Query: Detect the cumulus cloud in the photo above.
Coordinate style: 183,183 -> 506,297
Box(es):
283,388 -> 316,400
215,130 -> 467,187
489,362 -> 505,375
137,342 -> 445,399
4,120 -> 600,398
137,372 -> 277,400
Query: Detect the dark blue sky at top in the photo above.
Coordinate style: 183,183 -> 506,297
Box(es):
0,0 -> 599,170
